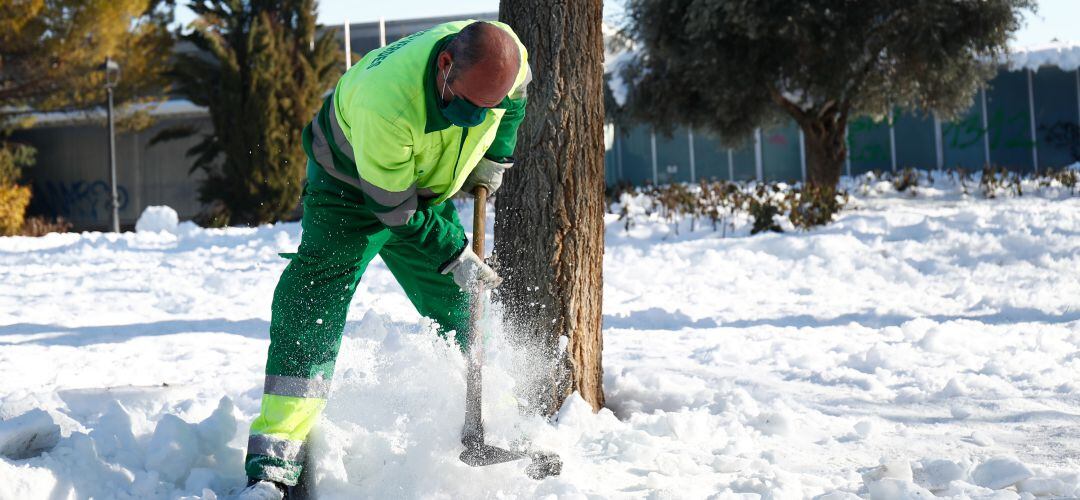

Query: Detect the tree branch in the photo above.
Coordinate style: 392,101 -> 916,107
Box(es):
766,84 -> 809,126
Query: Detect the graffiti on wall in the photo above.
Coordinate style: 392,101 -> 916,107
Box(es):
1040,121 -> 1080,161
32,180 -> 130,221
942,110 -> 1035,151
847,119 -> 890,164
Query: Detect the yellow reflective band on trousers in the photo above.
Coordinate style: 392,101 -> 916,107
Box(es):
249,394 -> 326,442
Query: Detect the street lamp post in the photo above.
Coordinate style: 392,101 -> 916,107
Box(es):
102,58 -> 121,233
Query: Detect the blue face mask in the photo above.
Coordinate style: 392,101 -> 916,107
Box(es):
440,62 -> 489,128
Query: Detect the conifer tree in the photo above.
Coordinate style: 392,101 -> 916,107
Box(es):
164,0 -> 340,226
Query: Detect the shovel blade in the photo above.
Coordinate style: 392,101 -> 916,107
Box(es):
459,444 -> 563,480
459,443 -> 526,466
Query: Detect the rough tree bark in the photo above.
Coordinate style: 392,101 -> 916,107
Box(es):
494,0 -> 606,414
768,88 -> 849,191
801,116 -> 849,190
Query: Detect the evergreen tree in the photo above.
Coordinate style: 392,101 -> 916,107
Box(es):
0,0 -> 175,129
164,0 -> 340,226
620,0 -> 1033,195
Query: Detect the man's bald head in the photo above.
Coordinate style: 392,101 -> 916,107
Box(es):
437,22 -> 520,108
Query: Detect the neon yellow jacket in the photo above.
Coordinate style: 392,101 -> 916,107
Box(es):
303,20 -> 529,259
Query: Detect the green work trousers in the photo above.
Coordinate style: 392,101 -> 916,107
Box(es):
245,160 -> 469,485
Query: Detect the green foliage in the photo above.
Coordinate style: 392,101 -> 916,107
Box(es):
20,216 -> 73,236
980,165 -> 1022,198
892,167 -> 921,194
0,0 -> 175,130
1041,168 -> 1078,195
748,195 -> 783,234
161,0 -> 341,226
0,184 -> 31,236
788,185 -> 846,230
620,0 -> 1033,189
0,142 -> 36,236
0,142 -> 36,186
610,179 -> 846,236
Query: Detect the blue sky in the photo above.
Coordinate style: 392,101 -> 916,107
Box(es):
177,0 -> 1077,48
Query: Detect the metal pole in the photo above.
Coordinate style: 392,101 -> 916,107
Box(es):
980,87 -> 990,166
934,115 -> 944,169
344,19 -> 351,69
888,109 -> 897,173
650,130 -> 658,184
616,126 -> 623,181
1026,69 -> 1038,172
727,148 -> 734,181
687,129 -> 696,182
379,17 -> 387,47
106,86 -> 119,233
798,128 -> 807,182
844,125 -> 851,177
753,128 -> 763,181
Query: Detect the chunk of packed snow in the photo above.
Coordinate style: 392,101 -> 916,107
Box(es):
853,420 -> 875,439
919,458 -> 966,490
862,460 -> 914,483
867,478 -> 935,499
0,409 -> 60,460
936,378 -> 969,399
135,205 -> 181,234
969,431 -> 996,447
949,405 -> 971,420
971,456 -> 1034,490
1016,477 -> 1070,496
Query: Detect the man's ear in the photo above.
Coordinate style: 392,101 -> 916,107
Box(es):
437,51 -> 452,72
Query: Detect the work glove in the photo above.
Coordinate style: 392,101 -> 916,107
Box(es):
461,157 -> 512,195
440,245 -> 503,290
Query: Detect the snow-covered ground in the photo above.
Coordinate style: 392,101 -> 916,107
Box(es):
1,181 -> 1079,499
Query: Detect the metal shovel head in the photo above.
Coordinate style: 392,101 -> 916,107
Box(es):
459,444 -> 563,480
459,443 -> 526,466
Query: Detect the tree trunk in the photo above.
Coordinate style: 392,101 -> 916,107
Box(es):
800,116 -> 848,190
494,0 -> 606,414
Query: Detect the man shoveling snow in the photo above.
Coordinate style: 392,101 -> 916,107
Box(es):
239,20 -> 530,499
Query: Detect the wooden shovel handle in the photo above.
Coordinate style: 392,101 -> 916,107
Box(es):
472,186 -> 488,257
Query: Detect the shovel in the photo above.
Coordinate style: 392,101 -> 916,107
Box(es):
459,186 -> 562,480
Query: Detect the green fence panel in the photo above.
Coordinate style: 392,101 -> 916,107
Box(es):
893,110 -> 937,169
848,116 -> 891,175
654,127 -> 692,184
986,71 -> 1035,172
604,140 -> 618,185
692,129 -> 730,181
942,94 -> 986,169
761,121 -> 802,182
731,136 -> 757,181
1033,67 -> 1080,169
617,124 -> 655,185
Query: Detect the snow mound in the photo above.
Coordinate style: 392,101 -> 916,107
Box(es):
136,205 -> 180,234
971,456 -> 1033,490
0,409 -> 60,460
